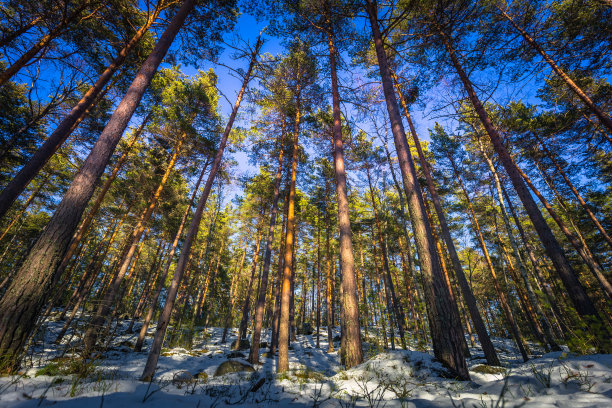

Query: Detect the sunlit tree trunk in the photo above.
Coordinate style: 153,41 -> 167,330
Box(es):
326,16 -> 362,367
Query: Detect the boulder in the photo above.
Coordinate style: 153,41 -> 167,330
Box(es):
214,360 -> 255,377
227,351 -> 246,359
172,371 -> 194,387
230,338 -> 250,350
298,323 -> 313,335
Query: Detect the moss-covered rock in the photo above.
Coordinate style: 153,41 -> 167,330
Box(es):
214,360 -> 255,376
471,364 -> 507,375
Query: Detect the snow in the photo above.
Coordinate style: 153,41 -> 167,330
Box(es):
1,319 -> 611,407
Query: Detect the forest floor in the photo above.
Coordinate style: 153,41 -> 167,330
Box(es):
1,317 -> 611,407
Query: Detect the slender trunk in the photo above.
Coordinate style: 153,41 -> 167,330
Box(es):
0,7 -> 160,219
277,59 -> 301,373
366,0 -> 468,379
534,137 -> 612,249
316,225 -> 322,348
249,132 -> 285,363
221,240 -> 248,344
140,36 -> 261,381
134,158 -> 209,351
499,7 -> 612,134
515,163 -> 612,299
54,208 -> 130,344
237,231 -> 263,343
325,209 -> 335,353
270,198 -> 289,354
451,160 -> 529,362
366,167 -> 406,349
501,184 -> 569,338
0,0 -> 197,373
477,139 -> 560,351
438,26 -> 606,340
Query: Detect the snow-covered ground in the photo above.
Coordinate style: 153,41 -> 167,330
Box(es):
1,318 -> 611,407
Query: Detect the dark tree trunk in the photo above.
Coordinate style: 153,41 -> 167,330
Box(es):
438,25 -> 607,343
365,0 -> 469,379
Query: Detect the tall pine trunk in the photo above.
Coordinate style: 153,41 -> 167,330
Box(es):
278,69 -> 301,373
0,0 -> 197,374
393,77 -> 500,365
326,18 -> 362,368
249,132 -> 285,363
366,0 -> 469,379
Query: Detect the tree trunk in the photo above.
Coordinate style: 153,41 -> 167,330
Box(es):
366,0 -> 469,379
278,72 -> 301,373
393,76 -> 500,365
366,167 -> 407,349
477,138 -> 560,351
326,19 -> 362,367
134,158 -> 209,351
56,114 -> 150,282
237,231 -> 263,344
515,162 -> 612,299
438,25 -> 607,340
0,0 -> 197,374
83,132 -> 184,354
534,136 -> 612,250
140,36 -> 261,381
